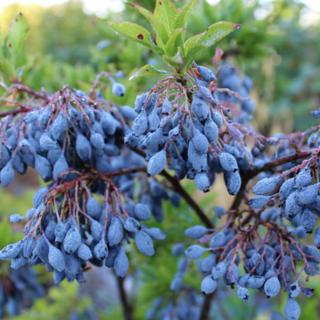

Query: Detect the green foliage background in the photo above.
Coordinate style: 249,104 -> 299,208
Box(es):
0,0 -> 320,319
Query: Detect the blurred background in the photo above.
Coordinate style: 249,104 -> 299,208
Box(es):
0,0 -> 320,319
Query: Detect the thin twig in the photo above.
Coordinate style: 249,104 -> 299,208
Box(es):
161,171 -> 214,229
0,105 -> 32,118
116,276 -> 133,320
10,83 -> 50,102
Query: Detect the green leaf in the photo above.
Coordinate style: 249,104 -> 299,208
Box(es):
184,33 -> 203,57
164,28 -> 184,57
153,0 -> 177,34
131,3 -> 167,49
5,12 -> 29,68
184,21 -> 240,65
6,13 -> 28,48
163,50 -> 184,69
200,21 -> 240,48
175,0 -> 197,30
129,64 -> 169,80
0,58 -> 15,80
109,21 -> 156,50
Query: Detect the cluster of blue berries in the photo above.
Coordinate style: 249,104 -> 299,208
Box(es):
0,177 -> 165,282
125,64 -> 255,194
0,86 -> 170,283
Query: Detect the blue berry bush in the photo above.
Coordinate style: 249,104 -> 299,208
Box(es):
1,1 -> 320,319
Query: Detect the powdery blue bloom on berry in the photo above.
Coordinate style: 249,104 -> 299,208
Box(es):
171,244 -> 185,257
134,203 -> 151,220
225,171 -> 241,195
50,112 -> 69,140
161,97 -> 172,114
76,134 -> 92,162
35,155 -> 52,181
0,242 -> 22,260
148,108 -> 160,131
253,175 -> 283,195
119,106 -> 137,120
200,254 -> 216,273
248,196 -> 270,209
48,245 -> 65,272
34,236 -> 49,263
264,276 -> 280,297
211,261 -> 227,279
170,273 -> 183,291
191,130 -> 209,155
135,230 -> 155,256
132,110 -> 148,136
134,93 -> 147,113
204,119 -> 219,144
0,161 -> 15,186
212,111 -> 223,128
191,97 -> 210,121
197,86 -> 214,103
145,227 -> 166,240
9,214 -> 24,224
285,193 -> 301,219
284,298 -> 301,320
53,154 -> 68,180
219,152 -> 238,172
197,66 -> 216,82
114,247 -> 129,278
195,173 -> 210,192
112,82 -> 126,97
201,276 -> 217,294
47,147 -> 62,165
101,111 -> 119,135
90,132 -> 105,149
210,231 -> 227,248
185,225 -> 208,239
107,216 -> 124,247
0,144 -> 10,169
64,254 -> 81,281
63,226 -> 82,254
39,133 -> 58,150
246,275 -> 265,289
123,217 -> 140,233
93,239 -> 108,259
147,150 -> 167,176
32,187 -> 48,208
295,167 -> 312,188
90,219 -> 104,241
296,183 -> 319,205
86,197 -> 102,219
289,282 -> 301,298
187,143 -> 208,172
77,243 -> 92,261
185,245 -> 206,260
237,286 -> 249,300
301,209 -> 317,233
54,221 -> 69,243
